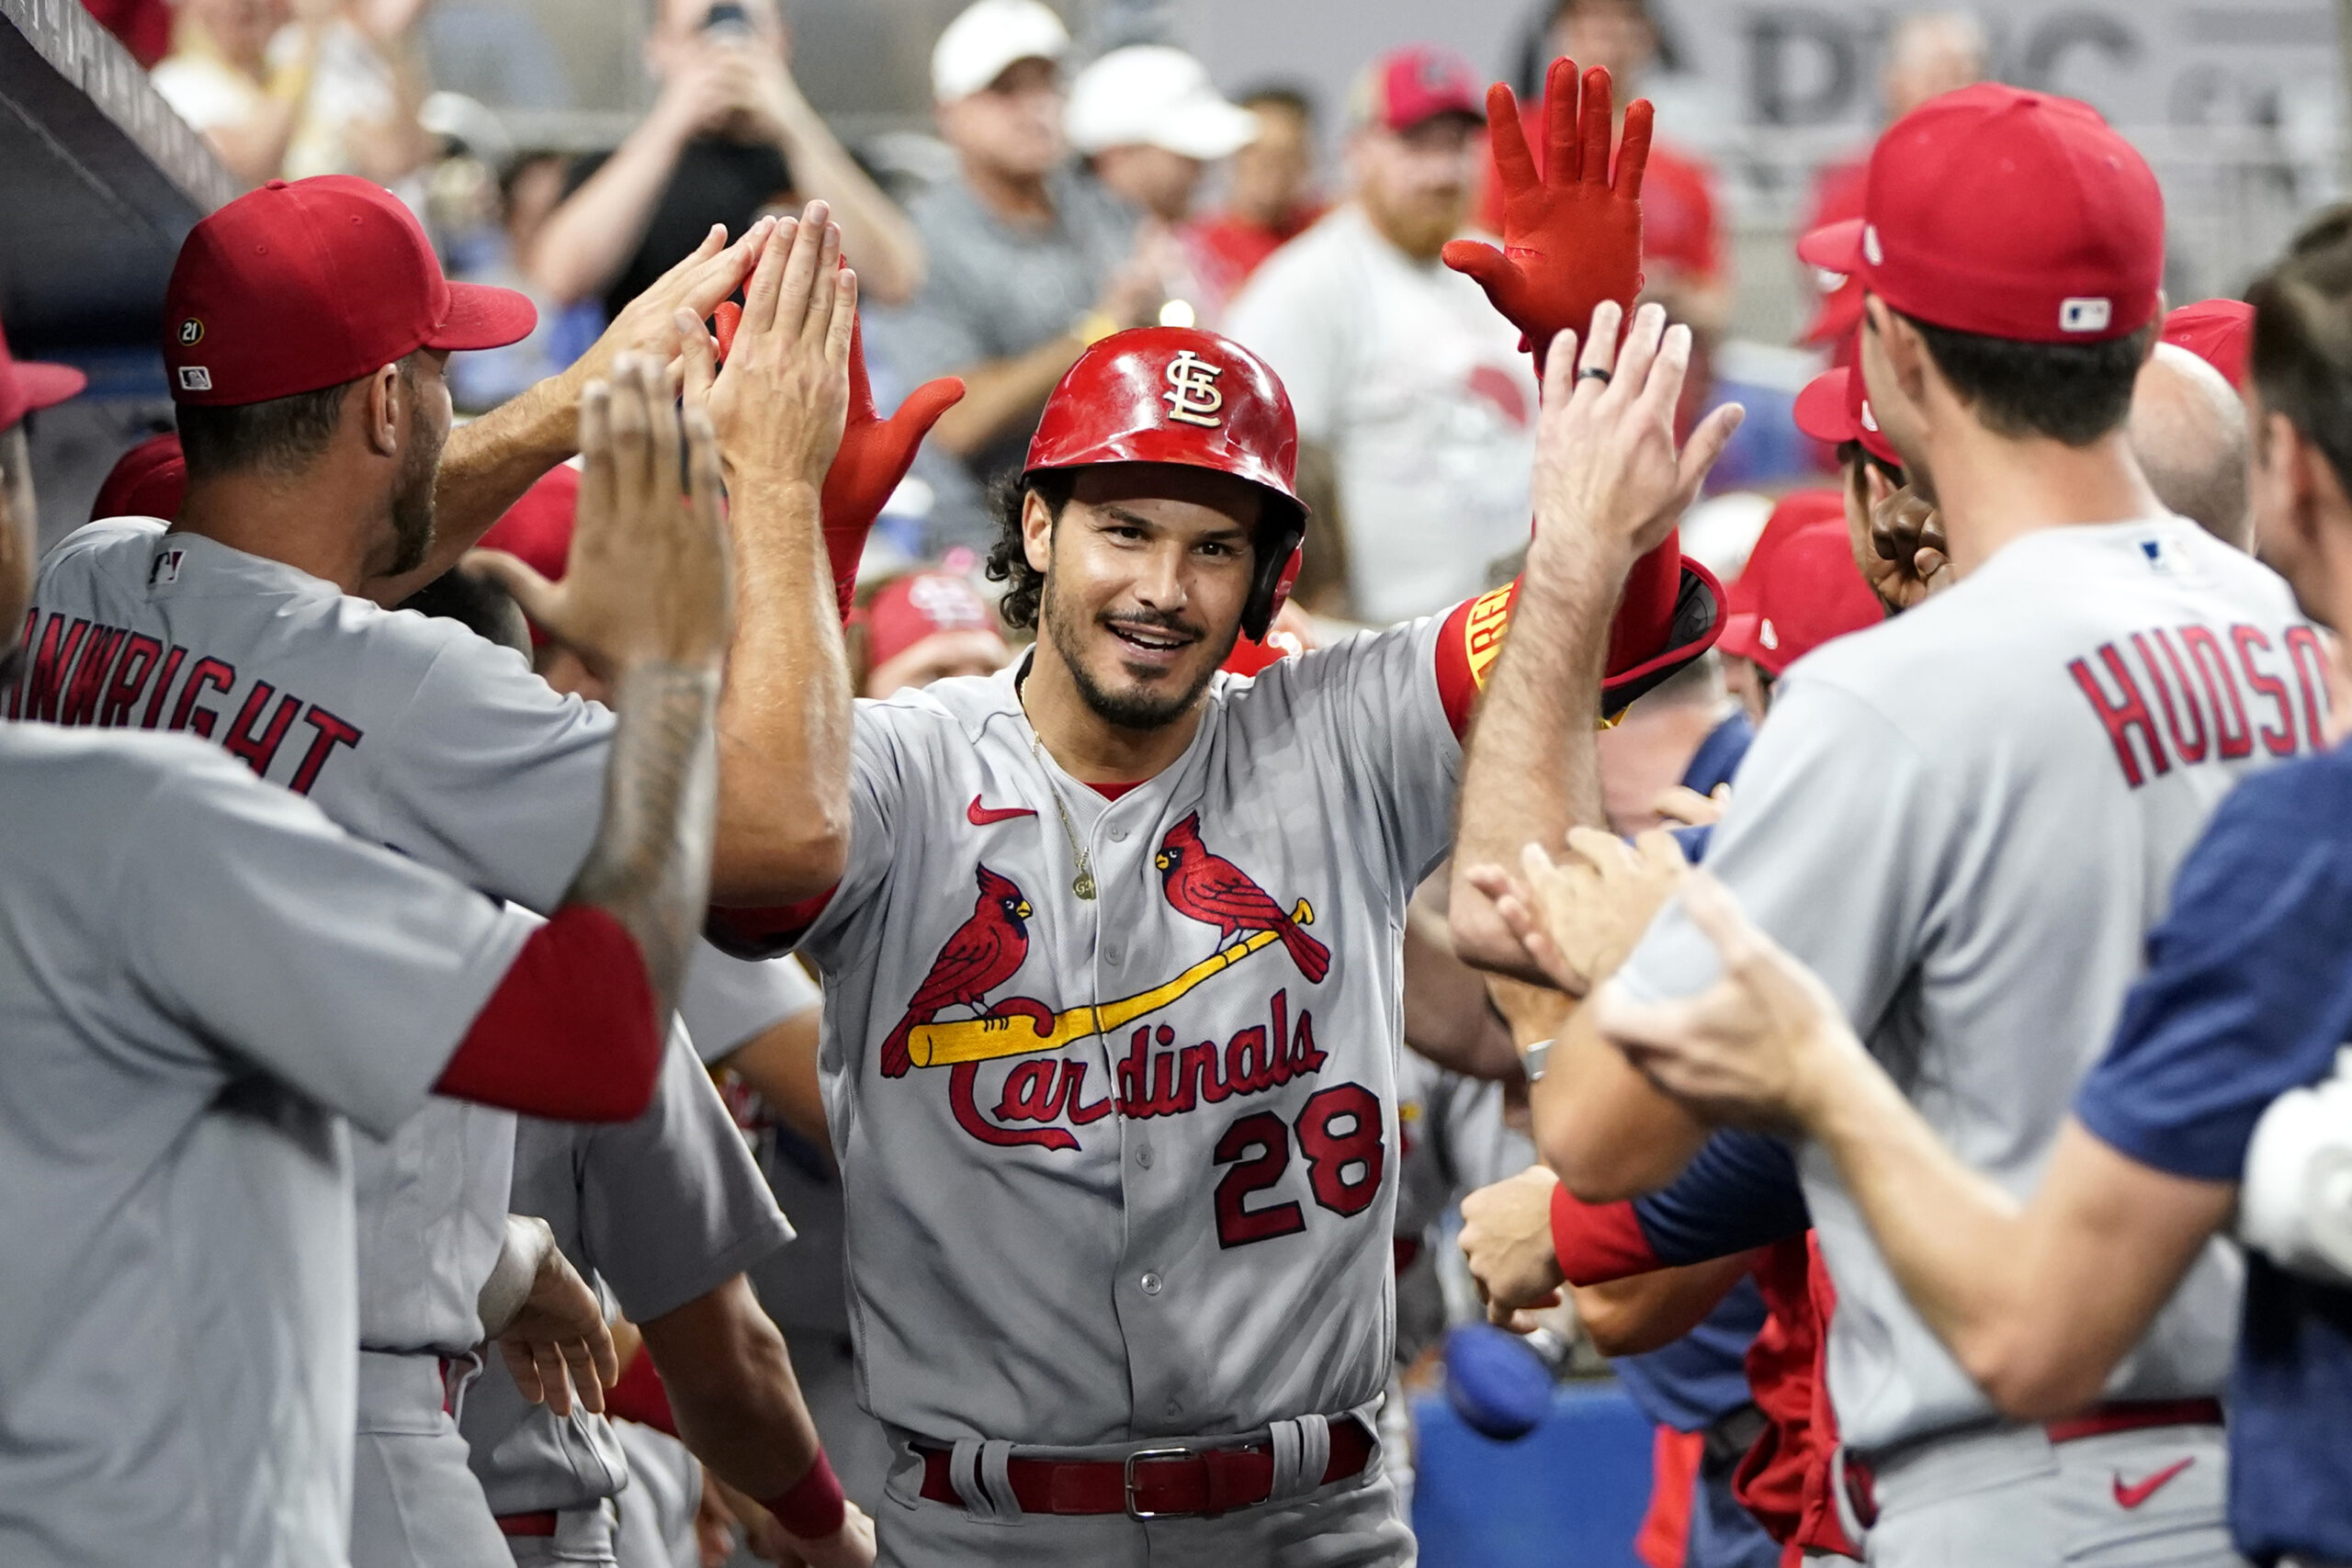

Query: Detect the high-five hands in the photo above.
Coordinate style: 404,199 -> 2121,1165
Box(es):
1444,59 -> 1649,371
689,200 -> 856,492
1587,871 -> 1868,1133
1529,300 -> 1744,576
1464,826 -> 1689,998
702,214 -> 964,617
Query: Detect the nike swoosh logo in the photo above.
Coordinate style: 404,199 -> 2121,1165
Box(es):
2113,1457 -> 2194,1510
967,795 -> 1036,826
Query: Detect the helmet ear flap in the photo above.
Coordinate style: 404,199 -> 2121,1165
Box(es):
1240,507 -> 1307,639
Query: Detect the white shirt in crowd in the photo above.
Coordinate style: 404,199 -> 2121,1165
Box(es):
1225,205 -> 1539,625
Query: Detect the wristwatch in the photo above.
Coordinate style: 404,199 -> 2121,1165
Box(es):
1520,1037 -> 1554,1084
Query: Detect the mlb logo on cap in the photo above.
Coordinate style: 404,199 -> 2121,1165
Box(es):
2060,298 -> 2113,333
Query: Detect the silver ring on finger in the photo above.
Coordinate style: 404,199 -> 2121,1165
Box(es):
1577,366 -> 1612,385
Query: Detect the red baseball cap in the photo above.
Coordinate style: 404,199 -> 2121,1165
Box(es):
1804,84 -> 2163,344
1351,44 -> 1482,133
0,321 -> 86,431
164,175 -> 537,406
476,463 -> 580,645
856,571 -> 1002,671
92,433 -> 187,521
1793,339 -> 1901,468
1718,515 -> 1882,678
2161,299 -> 2254,388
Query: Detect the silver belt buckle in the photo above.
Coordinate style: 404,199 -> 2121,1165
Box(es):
1122,1445 -> 1197,1519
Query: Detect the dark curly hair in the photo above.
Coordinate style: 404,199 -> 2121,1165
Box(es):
983,469 -> 1077,632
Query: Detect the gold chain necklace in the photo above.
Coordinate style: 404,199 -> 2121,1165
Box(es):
1023,716 -> 1098,901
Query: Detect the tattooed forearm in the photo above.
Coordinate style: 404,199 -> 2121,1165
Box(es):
567,661 -> 723,1016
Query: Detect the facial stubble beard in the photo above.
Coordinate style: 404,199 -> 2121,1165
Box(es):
1039,567 -> 1230,732
387,407 -> 447,577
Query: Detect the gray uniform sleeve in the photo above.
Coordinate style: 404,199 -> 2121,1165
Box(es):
678,945 -> 822,1066
1616,675 -> 1952,1050
577,1029 -> 795,1323
122,748 -> 537,1140
371,633 -> 614,912
1257,614 -> 1464,890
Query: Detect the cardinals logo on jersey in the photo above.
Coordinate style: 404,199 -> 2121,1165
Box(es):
1156,814 -> 1329,983
878,864 -> 1039,1077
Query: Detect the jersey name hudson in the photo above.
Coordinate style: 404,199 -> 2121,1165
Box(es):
2068,619 -> 2331,787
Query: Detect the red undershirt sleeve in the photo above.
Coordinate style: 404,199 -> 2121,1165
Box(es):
605,1348 -> 680,1438
435,905 -> 664,1122
704,884 -> 841,961
1552,1179 -> 1665,1286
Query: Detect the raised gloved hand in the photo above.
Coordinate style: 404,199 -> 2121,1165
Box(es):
1443,58 -> 1650,373
711,296 -> 965,620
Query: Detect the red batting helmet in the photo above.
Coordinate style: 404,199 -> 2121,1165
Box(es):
1023,326 -> 1308,639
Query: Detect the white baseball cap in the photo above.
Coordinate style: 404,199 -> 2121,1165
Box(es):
931,0 -> 1069,103
1066,45 -> 1258,160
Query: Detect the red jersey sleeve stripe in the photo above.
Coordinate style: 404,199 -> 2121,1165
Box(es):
705,884 -> 841,960
435,904 -> 662,1122
1551,1179 -> 1663,1285
1435,581 -> 1520,739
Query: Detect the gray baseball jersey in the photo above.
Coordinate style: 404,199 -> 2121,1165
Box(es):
18,517 -> 759,1357
1618,517 -> 2327,1453
727,617 -> 1466,1449
460,1026 -> 795,1516
0,726 -> 535,1567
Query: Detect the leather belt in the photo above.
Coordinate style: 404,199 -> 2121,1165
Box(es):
496,1512 -> 560,1538
916,1419 -> 1374,1518
1843,1397 -> 2224,1529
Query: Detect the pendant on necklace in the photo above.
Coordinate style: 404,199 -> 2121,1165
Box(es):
1072,869 -> 1098,900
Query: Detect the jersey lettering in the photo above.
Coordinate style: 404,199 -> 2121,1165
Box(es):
2068,644 -> 2169,787
2231,625 -> 2299,757
168,656 -> 235,737
21,614 -> 92,722
222,682 -> 304,775
13,611 -> 368,794
139,647 -> 187,728
2072,620 -> 2312,788
288,706 -> 365,795
96,634 -> 164,728
2284,625 -> 2334,742
2177,626 -> 2254,760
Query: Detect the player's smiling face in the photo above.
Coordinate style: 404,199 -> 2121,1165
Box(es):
1027,463 -> 1260,730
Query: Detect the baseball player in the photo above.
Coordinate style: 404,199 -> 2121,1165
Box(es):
1458,85 -> 2324,1564
12,181 -> 888,1567
1586,201 -> 2352,1568
459,1003 -> 870,1567
706,293 -> 1724,1568
0,319 -> 731,1564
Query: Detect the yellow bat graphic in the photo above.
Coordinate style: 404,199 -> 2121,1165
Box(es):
906,900 -> 1317,1069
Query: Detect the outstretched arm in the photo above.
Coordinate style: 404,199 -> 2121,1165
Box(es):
1592,872 -> 2233,1417
366,221 -> 775,607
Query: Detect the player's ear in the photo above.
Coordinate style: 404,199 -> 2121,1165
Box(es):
1021,487 -> 1057,576
363,364 -> 403,459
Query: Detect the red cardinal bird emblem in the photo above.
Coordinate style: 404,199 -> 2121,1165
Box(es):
1154,813 -> 1329,983
879,864 -> 1034,1078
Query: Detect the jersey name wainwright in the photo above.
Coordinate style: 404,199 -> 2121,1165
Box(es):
8,608 -> 363,792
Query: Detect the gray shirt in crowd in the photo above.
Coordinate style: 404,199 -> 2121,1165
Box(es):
868,167 -> 1135,505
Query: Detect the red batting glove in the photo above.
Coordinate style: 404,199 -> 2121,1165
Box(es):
1442,58 -> 1650,374
707,299 -> 963,621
